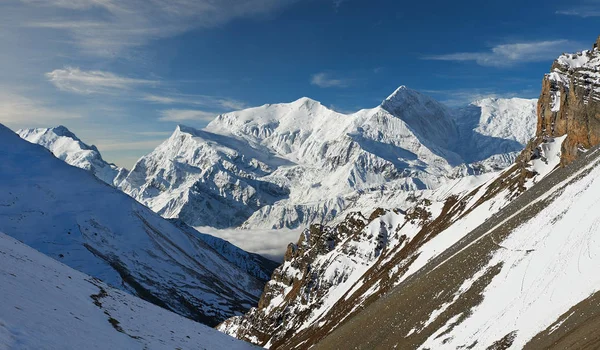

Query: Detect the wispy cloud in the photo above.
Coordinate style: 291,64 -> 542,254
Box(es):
197,226 -> 302,261
333,0 -> 347,10
143,94 -> 247,110
556,9 -> 600,17
556,0 -> 600,17
158,109 -> 216,122
422,88 -> 538,107
328,104 -> 357,114
425,40 -> 583,67
46,67 -> 156,94
20,0 -> 299,56
92,139 -> 166,151
0,92 -> 81,126
310,72 -> 351,88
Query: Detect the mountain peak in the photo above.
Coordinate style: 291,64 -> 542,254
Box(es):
383,85 -> 417,102
49,125 -> 81,141
380,85 -> 444,113
386,84 -> 407,96
292,96 -> 322,107
174,124 -> 200,135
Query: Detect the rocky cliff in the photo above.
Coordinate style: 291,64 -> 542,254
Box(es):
537,36 -> 600,164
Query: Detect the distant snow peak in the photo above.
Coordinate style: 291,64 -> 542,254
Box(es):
384,85 -> 409,101
293,96 -> 321,107
118,87 -> 537,233
17,126 -> 126,186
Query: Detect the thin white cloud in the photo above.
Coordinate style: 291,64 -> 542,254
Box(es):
556,9 -> 600,17
425,40 -> 583,67
20,0 -> 299,56
422,88 -> 538,107
310,72 -> 351,88
328,104 -> 357,114
46,67 -> 156,94
92,139 -> 165,151
0,92 -> 81,127
143,94 -> 247,110
333,0 -> 347,10
196,226 -> 302,261
159,109 -> 216,122
556,0 -> 600,17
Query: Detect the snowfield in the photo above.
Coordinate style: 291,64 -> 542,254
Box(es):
0,231 -> 255,350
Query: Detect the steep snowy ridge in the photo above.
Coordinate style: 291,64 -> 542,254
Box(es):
0,123 -> 270,326
17,126 -> 127,186
0,231 -> 255,350
119,87 -> 537,232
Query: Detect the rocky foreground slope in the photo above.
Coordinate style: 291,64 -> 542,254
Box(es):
0,231 -> 255,350
219,37 -> 600,349
0,123 -> 274,326
118,89 -> 536,230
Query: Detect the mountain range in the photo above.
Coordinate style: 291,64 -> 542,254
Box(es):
18,90 -> 537,238
216,36 -> 600,349
0,123 -> 276,327
6,35 -> 600,350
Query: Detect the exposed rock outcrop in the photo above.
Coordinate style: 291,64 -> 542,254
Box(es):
537,38 -> 600,164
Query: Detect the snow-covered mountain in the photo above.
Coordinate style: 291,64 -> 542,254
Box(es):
0,231 -> 256,350
17,126 -> 127,186
219,36 -> 600,349
453,97 -> 537,171
119,87 -> 537,232
0,123 -> 275,326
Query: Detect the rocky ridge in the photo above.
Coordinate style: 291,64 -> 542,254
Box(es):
537,35 -> 600,163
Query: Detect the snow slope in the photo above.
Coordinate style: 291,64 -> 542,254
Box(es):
0,123 -> 269,326
453,97 -> 538,171
418,145 -> 600,349
0,231 -> 255,350
119,87 -> 537,234
17,126 -> 126,186
315,137 -> 600,349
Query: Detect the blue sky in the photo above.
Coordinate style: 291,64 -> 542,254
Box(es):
0,0 -> 598,167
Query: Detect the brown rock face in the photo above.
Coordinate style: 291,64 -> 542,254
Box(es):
536,38 -> 600,164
